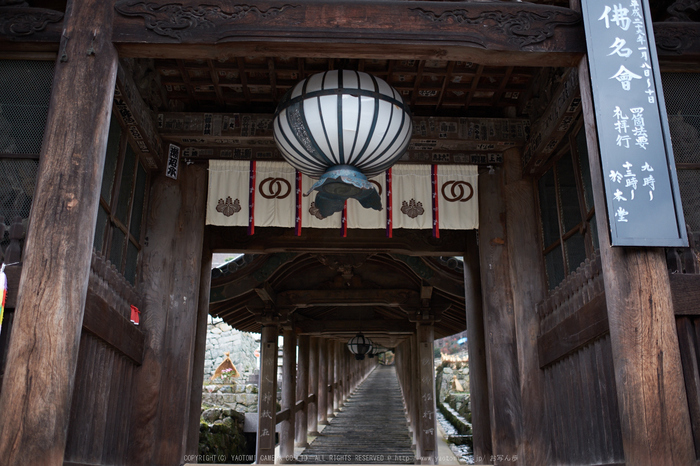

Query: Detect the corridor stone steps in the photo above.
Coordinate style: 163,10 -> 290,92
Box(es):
298,365 -> 415,464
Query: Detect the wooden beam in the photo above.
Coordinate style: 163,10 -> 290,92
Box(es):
279,289 -> 420,308
208,226 -> 469,256
670,274 -> 700,316
537,294 -> 609,368
112,1 -> 585,67
522,68 -> 581,174
295,319 -> 415,336
655,22 -> 700,71
159,113 -> 528,165
83,290 -> 145,365
115,61 -> 164,170
0,1 -> 118,463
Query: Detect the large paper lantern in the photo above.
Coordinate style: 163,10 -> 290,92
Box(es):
273,70 -> 412,217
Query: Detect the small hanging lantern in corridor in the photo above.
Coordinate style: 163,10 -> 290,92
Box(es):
347,332 -> 373,360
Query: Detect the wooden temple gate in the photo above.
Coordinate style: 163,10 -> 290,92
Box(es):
0,1 -> 700,465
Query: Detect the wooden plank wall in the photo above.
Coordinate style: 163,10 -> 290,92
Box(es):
63,252 -> 144,466
537,252 -> 625,465
669,235 -> 700,460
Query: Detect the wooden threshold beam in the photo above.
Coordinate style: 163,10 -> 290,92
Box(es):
279,289 -> 419,308
295,319 -> 416,335
111,1 -> 585,67
208,226 -> 469,256
537,293 -> 608,368
83,290 -> 145,365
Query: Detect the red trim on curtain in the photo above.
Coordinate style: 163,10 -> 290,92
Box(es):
432,164 -> 439,238
341,200 -> 348,237
248,160 -> 256,235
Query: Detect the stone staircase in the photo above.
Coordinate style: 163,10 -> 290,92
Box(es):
299,365 -> 415,464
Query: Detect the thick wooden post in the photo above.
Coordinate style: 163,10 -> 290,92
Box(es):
257,322 -> 279,464
503,147 -> 550,464
296,334 -> 310,447
308,336 -> 320,434
280,327 -> 296,462
416,324 -> 438,465
464,231 -> 493,461
127,164 -> 208,465
479,166 -> 524,463
578,57 -> 695,465
186,237 -> 213,455
318,338 -> 329,425
0,1 -> 117,464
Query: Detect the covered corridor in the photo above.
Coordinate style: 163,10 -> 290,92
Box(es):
299,365 -> 414,464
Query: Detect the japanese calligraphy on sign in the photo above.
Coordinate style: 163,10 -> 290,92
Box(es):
166,144 -> 180,180
582,0 -> 686,246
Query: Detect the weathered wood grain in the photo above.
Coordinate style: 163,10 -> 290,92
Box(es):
670,274 -> 700,316
537,294 -> 608,368
0,0 -> 118,463
82,289 -> 145,365
126,164 -> 208,465
579,56 -> 695,465
503,147 -> 550,464
478,165 -> 523,461
186,237 -> 213,456
464,223 -> 493,461
112,0 -> 584,66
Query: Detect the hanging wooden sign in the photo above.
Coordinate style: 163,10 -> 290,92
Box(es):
582,0 -> 687,246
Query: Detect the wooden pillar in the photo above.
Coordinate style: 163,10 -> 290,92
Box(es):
296,335 -> 310,447
280,327 -> 296,462
479,165 -> 524,463
257,321 -> 279,464
410,335 -> 420,450
318,338 -> 329,425
464,231 -> 493,461
127,164 -> 209,465
578,57 -> 695,465
327,339 -> 335,418
0,1 -> 117,464
186,236 -> 213,455
416,324 -> 438,464
308,337 -> 320,434
334,340 -> 341,410
502,146 -> 551,464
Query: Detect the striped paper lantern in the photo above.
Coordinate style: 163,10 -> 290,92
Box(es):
273,70 -> 412,216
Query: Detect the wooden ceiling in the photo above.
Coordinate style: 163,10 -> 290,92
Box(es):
208,251 -> 467,345
155,57 -> 538,118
